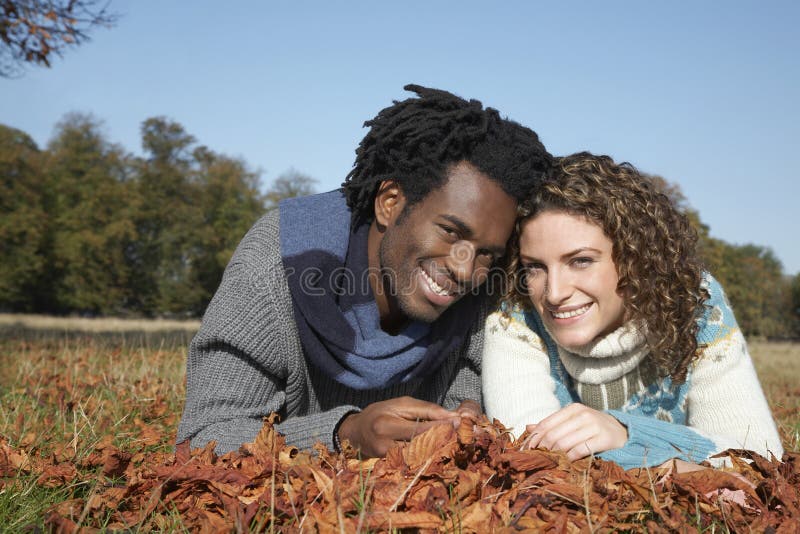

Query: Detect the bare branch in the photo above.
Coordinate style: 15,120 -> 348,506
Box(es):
0,0 -> 117,77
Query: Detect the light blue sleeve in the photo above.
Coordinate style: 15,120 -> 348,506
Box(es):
598,410 -> 718,469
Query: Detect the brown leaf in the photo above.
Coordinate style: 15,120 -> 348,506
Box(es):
44,512 -> 80,534
101,447 -> 132,478
363,510 -> 443,529
37,412 -> 800,532
673,468 -> 760,500
0,439 -> 32,474
37,463 -> 77,488
496,449 -> 559,473
403,423 -> 457,470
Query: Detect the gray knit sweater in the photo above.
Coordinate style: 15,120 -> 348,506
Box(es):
176,209 -> 486,454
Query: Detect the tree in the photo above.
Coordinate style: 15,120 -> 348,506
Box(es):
130,118 -> 268,316
0,124 -> 47,310
264,169 -> 317,210
192,146 -> 265,307
44,113 -> 135,314
790,272 -> 800,336
128,117 -> 201,315
0,0 -> 116,76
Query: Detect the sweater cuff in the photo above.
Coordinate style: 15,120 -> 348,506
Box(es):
332,409 -> 361,452
274,404 -> 361,452
599,410 -> 717,470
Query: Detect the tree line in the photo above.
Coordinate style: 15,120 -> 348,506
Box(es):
0,114 -> 315,317
1,115 -> 798,337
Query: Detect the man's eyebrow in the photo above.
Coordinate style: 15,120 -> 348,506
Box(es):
440,214 -> 473,236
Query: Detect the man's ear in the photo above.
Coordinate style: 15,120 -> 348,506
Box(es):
374,180 -> 406,227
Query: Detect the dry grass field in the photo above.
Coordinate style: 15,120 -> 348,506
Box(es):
747,340 -> 800,451
0,316 -> 797,531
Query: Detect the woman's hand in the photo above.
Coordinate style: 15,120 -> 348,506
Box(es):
524,403 -> 628,461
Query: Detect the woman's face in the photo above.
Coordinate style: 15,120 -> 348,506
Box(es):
519,210 -> 626,350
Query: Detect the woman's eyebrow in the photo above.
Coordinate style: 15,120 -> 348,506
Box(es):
561,247 -> 602,259
520,247 -> 602,263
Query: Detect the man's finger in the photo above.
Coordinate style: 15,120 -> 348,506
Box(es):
391,397 -> 457,421
455,399 -> 482,418
379,417 -> 450,442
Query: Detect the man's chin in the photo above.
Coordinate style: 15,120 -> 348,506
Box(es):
398,296 -> 458,324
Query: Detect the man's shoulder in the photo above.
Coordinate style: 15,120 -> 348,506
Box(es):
231,209 -> 283,268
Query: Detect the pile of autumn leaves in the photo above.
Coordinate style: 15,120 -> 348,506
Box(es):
3,414 -> 794,532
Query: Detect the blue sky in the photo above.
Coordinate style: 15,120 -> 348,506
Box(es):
4,1 -> 799,274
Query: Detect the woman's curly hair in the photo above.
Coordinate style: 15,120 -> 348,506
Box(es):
505,152 -> 708,383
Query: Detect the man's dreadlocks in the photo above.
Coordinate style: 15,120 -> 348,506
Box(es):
342,84 -> 552,225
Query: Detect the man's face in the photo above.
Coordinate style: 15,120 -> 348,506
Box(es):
373,161 -> 517,327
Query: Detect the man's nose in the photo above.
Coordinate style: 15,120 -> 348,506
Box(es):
448,241 -> 477,283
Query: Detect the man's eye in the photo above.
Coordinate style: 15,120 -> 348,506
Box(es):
440,226 -> 458,238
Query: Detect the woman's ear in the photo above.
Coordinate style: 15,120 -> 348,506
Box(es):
373,180 -> 406,228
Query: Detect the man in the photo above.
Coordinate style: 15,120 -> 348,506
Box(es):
176,85 -> 552,457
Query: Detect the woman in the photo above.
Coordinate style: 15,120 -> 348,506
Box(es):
482,152 -> 783,469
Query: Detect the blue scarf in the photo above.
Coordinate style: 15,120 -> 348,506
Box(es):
279,190 -> 480,390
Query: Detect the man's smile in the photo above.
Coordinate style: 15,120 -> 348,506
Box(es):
418,266 -> 462,307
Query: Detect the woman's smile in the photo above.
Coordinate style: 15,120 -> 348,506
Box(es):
549,302 -> 593,320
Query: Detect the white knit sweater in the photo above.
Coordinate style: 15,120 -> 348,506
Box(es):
482,276 -> 784,467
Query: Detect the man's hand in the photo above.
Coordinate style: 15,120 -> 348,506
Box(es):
337,396 -> 464,457
524,403 -> 628,461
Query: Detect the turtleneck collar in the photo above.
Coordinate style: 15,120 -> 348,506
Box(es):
555,321 -> 650,385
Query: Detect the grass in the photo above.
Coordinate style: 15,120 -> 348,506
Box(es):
748,339 -> 800,452
0,327 -> 187,531
0,319 -> 797,531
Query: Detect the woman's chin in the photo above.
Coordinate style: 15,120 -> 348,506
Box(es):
551,331 -> 598,352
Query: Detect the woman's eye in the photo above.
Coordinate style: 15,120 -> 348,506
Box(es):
523,262 -> 544,274
572,257 -> 594,268
477,249 -> 496,262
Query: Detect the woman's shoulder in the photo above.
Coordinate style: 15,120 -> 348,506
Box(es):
486,305 -> 552,349
693,272 -> 747,372
696,272 -> 741,343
